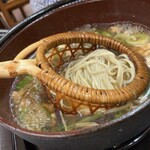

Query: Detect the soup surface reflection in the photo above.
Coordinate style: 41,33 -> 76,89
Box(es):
10,22 -> 150,132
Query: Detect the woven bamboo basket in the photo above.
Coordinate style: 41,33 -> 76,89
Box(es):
32,32 -> 149,114
0,31 -> 149,114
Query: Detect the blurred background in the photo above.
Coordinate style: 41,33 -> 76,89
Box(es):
0,0 -> 33,29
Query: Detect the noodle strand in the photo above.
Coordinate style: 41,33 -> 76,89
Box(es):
63,49 -> 135,90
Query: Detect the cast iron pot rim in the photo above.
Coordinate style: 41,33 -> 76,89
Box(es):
0,0 -> 150,138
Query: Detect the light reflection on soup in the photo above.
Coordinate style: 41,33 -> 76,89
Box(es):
10,22 -> 150,132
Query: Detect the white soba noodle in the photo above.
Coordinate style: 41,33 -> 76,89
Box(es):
64,49 -> 135,89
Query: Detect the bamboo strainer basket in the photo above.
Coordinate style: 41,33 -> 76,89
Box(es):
0,32 -> 149,114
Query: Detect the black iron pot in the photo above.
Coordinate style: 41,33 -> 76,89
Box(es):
0,0 -> 150,150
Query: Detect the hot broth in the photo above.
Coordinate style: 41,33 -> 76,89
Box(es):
10,22 -> 150,132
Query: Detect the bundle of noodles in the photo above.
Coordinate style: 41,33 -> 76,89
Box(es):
63,49 -> 135,90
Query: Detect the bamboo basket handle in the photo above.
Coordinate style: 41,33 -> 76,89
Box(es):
14,40 -> 43,60
14,36 -> 53,61
0,36 -> 55,79
0,59 -> 41,78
